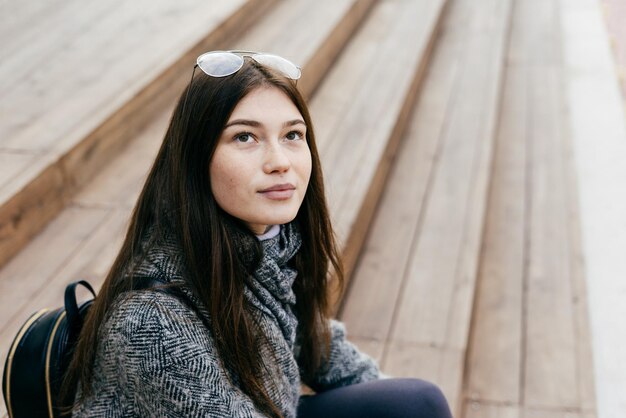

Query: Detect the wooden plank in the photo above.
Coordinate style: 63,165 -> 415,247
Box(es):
72,109 -> 169,209
1,0 -> 179,145
324,0 -> 443,222
562,96 -> 597,414
0,152 -> 36,190
0,0 -> 121,93
463,64 -> 527,404
464,403 -> 595,418
464,402 -> 521,418
521,22 -> 597,407
442,0 -> 512,353
0,206 -> 109,332
311,0 -> 421,155
522,409 -> 592,418
340,0 -> 463,342
0,0 -> 67,31
383,341 -> 464,416
0,154 -> 68,269
296,0 -> 376,99
389,0 -> 512,348
524,62 -> 578,409
525,0 -> 561,68
311,0 -> 446,283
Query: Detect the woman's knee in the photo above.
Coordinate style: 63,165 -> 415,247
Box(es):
297,378 -> 453,418
396,378 -> 453,418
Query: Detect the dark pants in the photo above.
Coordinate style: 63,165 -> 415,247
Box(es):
297,378 -> 453,418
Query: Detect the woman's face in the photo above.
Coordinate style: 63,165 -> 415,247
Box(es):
210,85 -> 312,235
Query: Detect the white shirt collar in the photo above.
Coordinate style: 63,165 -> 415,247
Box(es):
255,224 -> 281,241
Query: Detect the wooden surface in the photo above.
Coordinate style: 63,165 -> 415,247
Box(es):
311,0 -> 447,287
0,0 -> 276,270
462,0 -> 597,417
339,0 -> 512,415
561,0 -> 626,416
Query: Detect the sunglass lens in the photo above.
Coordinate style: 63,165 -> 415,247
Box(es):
197,52 -> 243,77
253,54 -> 301,80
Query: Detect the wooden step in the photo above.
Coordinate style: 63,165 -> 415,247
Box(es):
463,0 -> 594,416
463,0 -> 599,416
0,0 -> 277,270
0,1 -> 377,415
563,0 -> 626,416
311,0 -> 448,289
339,0 -> 513,415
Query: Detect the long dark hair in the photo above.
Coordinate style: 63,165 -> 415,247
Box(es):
64,60 -> 344,417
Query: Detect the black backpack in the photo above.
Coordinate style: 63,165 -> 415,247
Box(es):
2,280 -> 95,418
2,278 -> 197,417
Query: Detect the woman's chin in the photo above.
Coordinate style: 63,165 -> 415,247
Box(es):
248,213 -> 298,231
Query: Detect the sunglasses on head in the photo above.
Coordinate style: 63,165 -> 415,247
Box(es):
180,50 -> 301,117
196,50 -> 302,80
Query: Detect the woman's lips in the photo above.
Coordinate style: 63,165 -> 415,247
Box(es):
258,183 -> 295,200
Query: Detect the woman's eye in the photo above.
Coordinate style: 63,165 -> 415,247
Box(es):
286,130 -> 304,141
234,132 -> 254,143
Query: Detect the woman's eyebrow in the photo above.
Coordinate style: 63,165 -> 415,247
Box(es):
224,119 -> 306,129
283,119 -> 306,128
224,119 -> 261,129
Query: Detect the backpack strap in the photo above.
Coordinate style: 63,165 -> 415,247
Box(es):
64,280 -> 96,344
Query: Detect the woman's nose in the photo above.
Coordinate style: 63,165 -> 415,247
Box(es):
263,142 -> 291,174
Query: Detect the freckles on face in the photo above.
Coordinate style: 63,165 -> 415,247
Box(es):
209,86 -> 312,234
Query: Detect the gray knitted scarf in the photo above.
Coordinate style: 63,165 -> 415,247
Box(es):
245,224 -> 301,350
133,221 -> 301,320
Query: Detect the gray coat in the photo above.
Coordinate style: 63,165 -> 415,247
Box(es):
73,224 -> 380,417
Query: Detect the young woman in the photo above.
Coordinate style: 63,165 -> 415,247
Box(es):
66,51 -> 453,418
